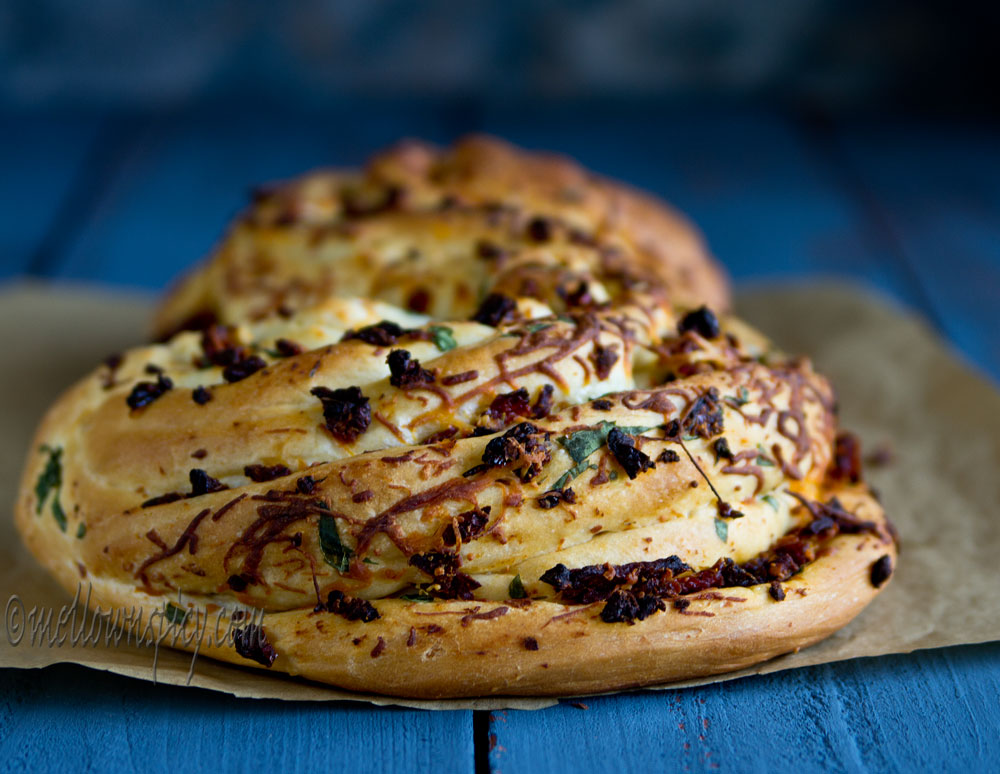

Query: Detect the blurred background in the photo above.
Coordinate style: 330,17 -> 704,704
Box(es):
2,0 -> 998,376
3,0 -> 998,113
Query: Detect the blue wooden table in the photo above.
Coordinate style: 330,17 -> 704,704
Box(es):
2,103 -> 998,773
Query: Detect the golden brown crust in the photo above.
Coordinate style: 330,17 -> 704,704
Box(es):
15,137 -> 895,698
16,288 -> 895,697
153,135 -> 729,338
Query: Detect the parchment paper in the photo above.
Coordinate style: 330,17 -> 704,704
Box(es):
1,279 -> 997,710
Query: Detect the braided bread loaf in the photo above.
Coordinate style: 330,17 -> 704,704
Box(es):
16,138 -> 895,698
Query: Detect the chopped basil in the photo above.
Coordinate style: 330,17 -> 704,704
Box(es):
734,387 -> 750,406
551,462 -> 596,491
35,445 -> 67,532
756,444 -> 775,467
400,591 -> 434,603
557,422 -> 653,464
319,513 -> 352,573
165,602 -> 188,625
551,421 -> 654,490
714,518 -> 728,542
509,575 -> 527,599
362,557 -> 379,565
51,498 -> 67,533
526,322 -> 552,334
34,445 -> 61,513
429,325 -> 457,352
75,522 -> 86,539
608,470 -> 618,481
761,493 -> 780,511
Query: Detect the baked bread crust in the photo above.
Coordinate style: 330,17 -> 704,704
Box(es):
153,135 -> 729,339
16,289 -> 896,697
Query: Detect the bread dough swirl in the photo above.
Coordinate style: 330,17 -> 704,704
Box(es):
153,135 -> 729,339
16,137 -> 895,698
17,293 -> 895,696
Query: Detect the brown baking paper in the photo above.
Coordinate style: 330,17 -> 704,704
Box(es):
1,279 -> 998,710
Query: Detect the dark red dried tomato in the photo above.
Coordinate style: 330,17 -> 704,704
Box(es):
870,555 -> 893,588
342,320 -> 406,347
126,373 -> 173,410
590,344 -> 620,379
311,386 -> 371,442
191,386 -> 211,405
274,338 -> 304,357
472,293 -> 517,327
324,590 -> 380,622
244,464 -> 292,483
232,624 -> 277,667
678,306 -> 721,339
486,388 -> 531,425
678,388 -> 724,439
657,449 -> 681,463
607,428 -> 655,480
408,551 -> 481,600
222,355 -> 267,383
830,432 -> 863,483
441,506 -> 491,546
481,422 -> 550,482
189,468 -> 228,496
387,349 -> 435,389
526,216 -> 554,242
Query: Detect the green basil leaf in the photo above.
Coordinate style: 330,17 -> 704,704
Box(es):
400,591 -> 434,603
76,523 -> 87,539
552,462 -> 596,491
756,444 -> 775,467
714,518 -> 728,542
165,602 -> 188,625
429,325 -> 457,352
34,445 -> 62,515
508,575 -> 527,599
51,497 -> 67,532
761,493 -> 780,511
319,513 -> 352,572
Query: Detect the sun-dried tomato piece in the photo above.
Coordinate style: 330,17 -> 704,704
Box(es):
677,306 -> 721,339
342,320 -> 406,347
126,373 -> 173,410
606,428 -> 655,480
472,293 -> 517,327
323,590 -> 380,622
311,386 -> 371,443
387,349 -> 435,389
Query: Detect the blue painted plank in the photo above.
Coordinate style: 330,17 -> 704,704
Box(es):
0,664 -> 474,774
52,103 -> 459,290
489,642 -> 1000,773
479,105 -> 927,308
0,112 -> 104,277
836,121 -> 1000,380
